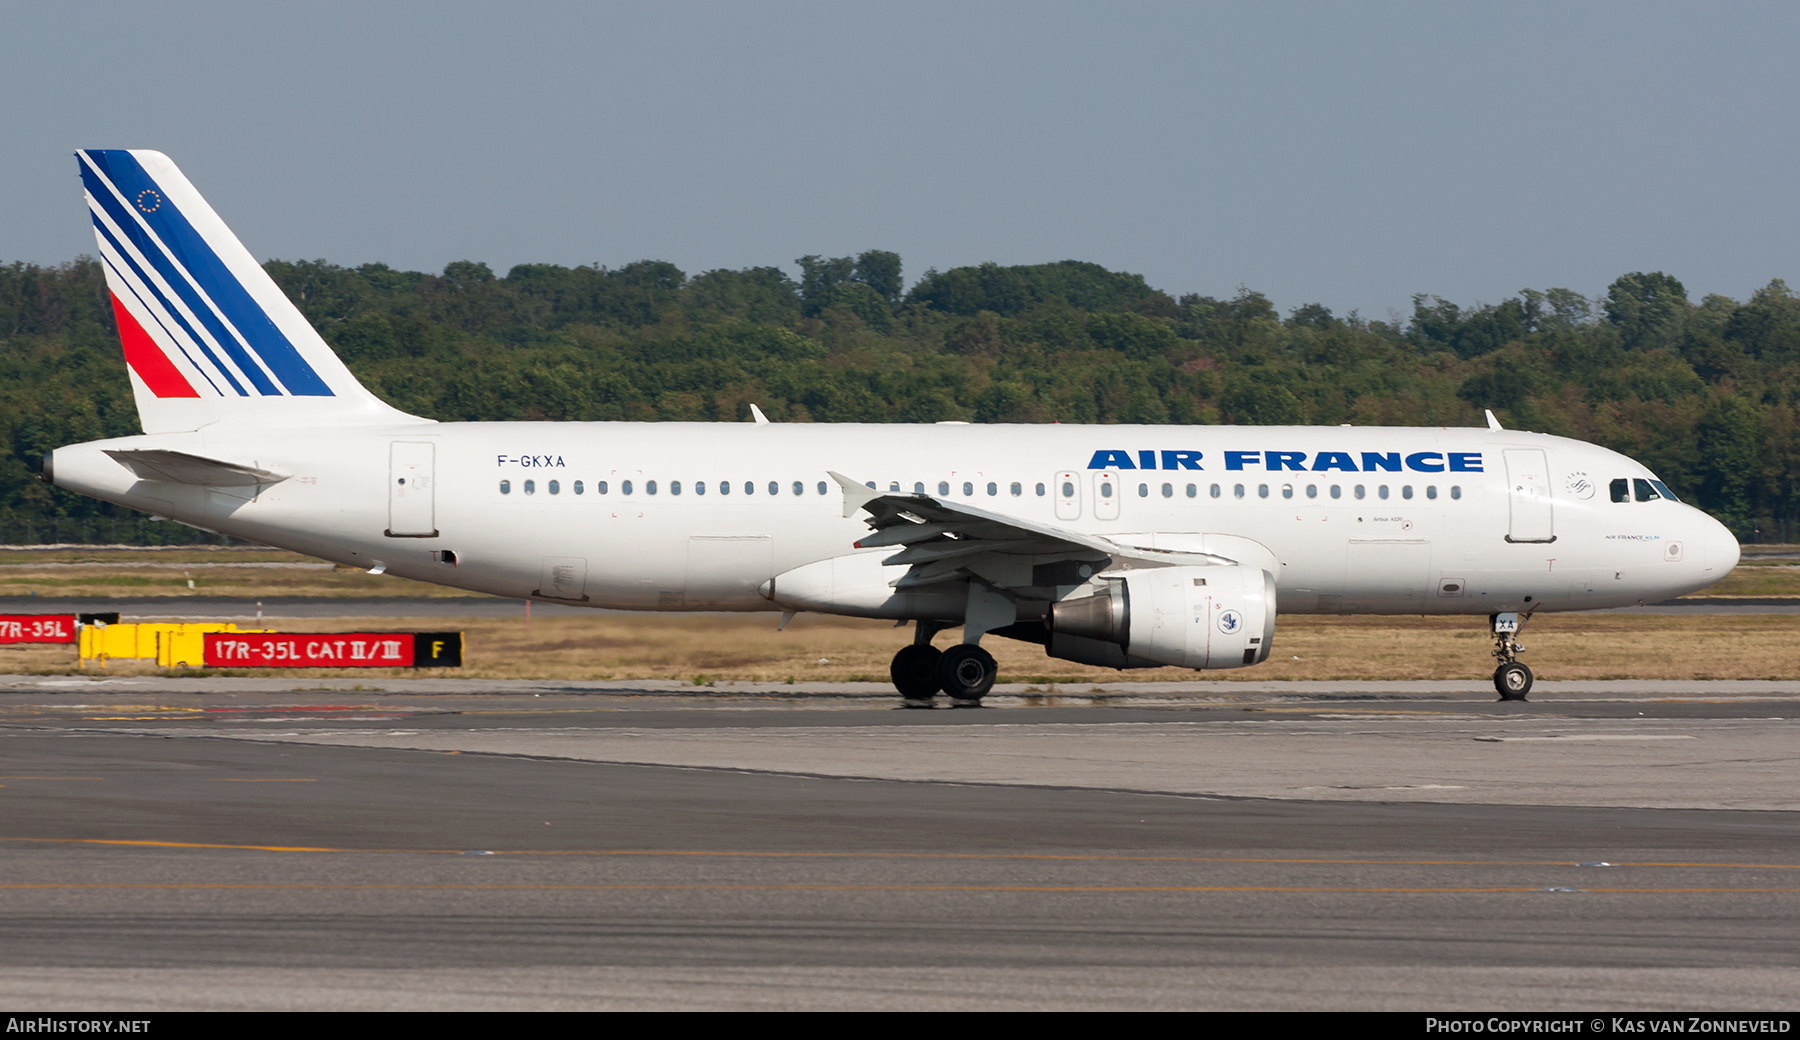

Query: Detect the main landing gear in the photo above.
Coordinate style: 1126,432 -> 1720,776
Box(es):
888,621 -> 997,707
1490,611 -> 1533,701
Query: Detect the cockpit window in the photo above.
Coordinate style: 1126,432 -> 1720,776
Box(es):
1650,479 -> 1680,503
1634,478 -> 1660,502
1610,478 -> 1629,503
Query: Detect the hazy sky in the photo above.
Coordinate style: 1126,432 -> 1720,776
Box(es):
3,1 -> 1795,320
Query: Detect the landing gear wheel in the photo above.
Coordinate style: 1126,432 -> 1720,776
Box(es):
890,644 -> 942,702
1494,662 -> 1533,701
938,644 -> 997,704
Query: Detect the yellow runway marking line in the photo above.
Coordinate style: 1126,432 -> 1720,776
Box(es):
2,839 -> 1797,870
0,883 -> 1796,894
3,838 -> 344,853
1247,707 -> 1541,716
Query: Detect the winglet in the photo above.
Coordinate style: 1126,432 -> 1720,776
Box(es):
1485,409 -> 1504,431
828,470 -> 882,518
749,404 -> 770,425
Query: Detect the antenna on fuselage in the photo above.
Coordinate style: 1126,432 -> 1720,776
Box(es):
749,404 -> 771,425
1485,409 -> 1504,431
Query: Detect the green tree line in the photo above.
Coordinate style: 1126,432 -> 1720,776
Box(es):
3,252 -> 1797,543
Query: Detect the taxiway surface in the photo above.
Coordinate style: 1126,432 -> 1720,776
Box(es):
2,678 -> 1797,1010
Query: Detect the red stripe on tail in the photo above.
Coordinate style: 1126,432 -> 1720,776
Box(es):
109,293 -> 199,397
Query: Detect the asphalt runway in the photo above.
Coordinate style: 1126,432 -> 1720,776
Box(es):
2,677 -> 1798,1010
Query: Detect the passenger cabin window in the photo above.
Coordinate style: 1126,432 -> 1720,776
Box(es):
939,482 -> 951,496
817,481 -> 828,495
719,481 -> 729,496
1035,483 -> 1046,496
1258,484 -> 1269,499
767,481 -> 779,495
793,481 -> 804,496
647,480 -> 658,495
1378,485 -> 1389,500
987,482 -> 997,496
524,479 -> 536,495
1354,485 -> 1365,500
622,480 -> 633,495
695,481 -> 706,496
1401,485 -> 1412,500
1162,483 -> 1174,498
1611,478 -> 1630,503
549,480 -> 560,495
1281,484 -> 1293,499
1330,485 -> 1341,499
1138,483 -> 1149,497
1426,485 -> 1437,500
962,481 -> 974,496
1233,484 -> 1245,499
599,480 -> 609,495
1306,485 -> 1317,499
914,482 -> 925,494
574,481 -> 584,495
745,481 -> 754,495
500,480 -> 511,495
1010,482 -> 1022,497
1450,485 -> 1461,499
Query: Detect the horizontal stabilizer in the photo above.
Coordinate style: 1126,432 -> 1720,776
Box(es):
104,448 -> 289,487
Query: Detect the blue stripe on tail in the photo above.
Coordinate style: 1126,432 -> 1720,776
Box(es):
80,151 -> 333,397
92,213 -> 245,395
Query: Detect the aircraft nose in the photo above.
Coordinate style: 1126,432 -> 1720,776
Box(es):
1702,513 -> 1740,576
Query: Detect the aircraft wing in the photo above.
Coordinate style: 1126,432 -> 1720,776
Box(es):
828,471 -> 1234,590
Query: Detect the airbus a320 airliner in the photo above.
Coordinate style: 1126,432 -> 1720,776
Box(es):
43,150 -> 1740,702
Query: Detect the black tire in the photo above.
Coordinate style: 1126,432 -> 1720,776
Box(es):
937,644 -> 997,703
890,644 -> 943,700
1494,662 -> 1533,701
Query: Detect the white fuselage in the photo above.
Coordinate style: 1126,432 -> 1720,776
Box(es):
49,421 -> 1739,620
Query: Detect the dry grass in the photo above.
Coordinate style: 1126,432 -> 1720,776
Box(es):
4,545 -> 1797,600
4,546 -> 1797,683
1707,562 -> 1800,597
0,547 -> 458,599
11,610 -> 1800,683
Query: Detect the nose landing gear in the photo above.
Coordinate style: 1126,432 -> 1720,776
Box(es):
1490,612 -> 1533,701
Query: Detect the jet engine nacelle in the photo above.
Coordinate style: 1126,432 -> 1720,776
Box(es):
1047,564 -> 1276,670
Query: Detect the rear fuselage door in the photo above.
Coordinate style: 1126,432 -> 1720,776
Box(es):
1503,448 -> 1555,543
387,441 -> 437,537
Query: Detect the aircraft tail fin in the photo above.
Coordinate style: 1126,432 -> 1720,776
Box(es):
76,149 -> 426,434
